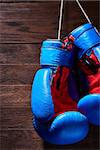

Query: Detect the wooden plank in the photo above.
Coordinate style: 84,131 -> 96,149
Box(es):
0,0 -> 61,2
62,1 -> 99,35
0,107 -> 99,149
1,130 -> 43,150
0,85 -> 32,108
0,85 -> 99,149
1,123 -> 99,150
0,1 -> 99,43
0,0 -> 36,1
0,2 -> 60,43
0,107 -> 34,129
0,64 -> 40,84
0,1 -> 99,150
0,0 -> 97,2
0,107 -> 42,149
0,44 -> 40,64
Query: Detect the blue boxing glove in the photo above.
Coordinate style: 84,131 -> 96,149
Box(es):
65,23 -> 100,126
31,39 -> 89,145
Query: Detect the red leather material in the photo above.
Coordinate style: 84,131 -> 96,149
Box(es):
78,60 -> 93,75
51,66 -> 78,117
90,50 -> 99,65
78,49 -> 100,94
87,69 -> 100,94
78,50 -> 99,75
62,37 -> 73,50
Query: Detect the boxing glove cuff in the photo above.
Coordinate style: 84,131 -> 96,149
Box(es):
69,23 -> 100,58
40,39 -> 74,67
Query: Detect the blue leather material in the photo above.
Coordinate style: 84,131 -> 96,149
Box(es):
93,45 -> 100,61
31,39 -> 89,144
31,68 -> 55,122
70,23 -> 100,58
33,111 -> 89,145
70,23 -> 93,39
40,39 -> 74,68
42,39 -> 63,48
78,94 -> 100,126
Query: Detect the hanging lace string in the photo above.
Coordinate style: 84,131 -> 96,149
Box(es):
58,0 -> 64,40
76,0 -> 92,24
57,0 -> 92,40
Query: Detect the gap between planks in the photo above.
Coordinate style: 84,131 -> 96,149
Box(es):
0,63 -> 39,66
0,0 -> 56,3
0,84 -> 31,86
0,128 -> 34,131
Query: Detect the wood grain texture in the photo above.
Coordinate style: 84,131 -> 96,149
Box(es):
1,130 -> 43,150
0,0 -> 62,1
0,1 -> 99,43
0,126 -> 99,150
0,2 -> 59,43
0,1 -> 99,150
0,107 -> 33,129
0,86 -> 31,108
0,86 -> 99,149
0,44 -> 40,64
0,64 -> 40,84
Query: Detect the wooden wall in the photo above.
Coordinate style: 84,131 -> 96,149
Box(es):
0,0 -> 99,149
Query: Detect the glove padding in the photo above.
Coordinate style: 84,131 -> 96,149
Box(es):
31,39 -> 89,144
65,23 -> 100,125
33,112 -> 88,145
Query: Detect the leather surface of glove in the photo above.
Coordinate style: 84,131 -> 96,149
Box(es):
65,23 -> 100,125
31,39 -> 89,144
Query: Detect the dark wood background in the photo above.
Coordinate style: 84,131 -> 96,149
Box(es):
0,0 -> 99,150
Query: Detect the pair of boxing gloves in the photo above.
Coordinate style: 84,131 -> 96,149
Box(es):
31,23 -> 100,145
